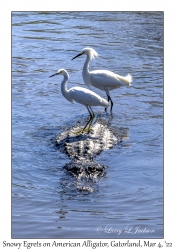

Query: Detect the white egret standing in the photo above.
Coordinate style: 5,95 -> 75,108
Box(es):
49,69 -> 109,133
72,47 -> 132,113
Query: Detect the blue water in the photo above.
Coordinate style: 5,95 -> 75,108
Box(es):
12,12 -> 163,238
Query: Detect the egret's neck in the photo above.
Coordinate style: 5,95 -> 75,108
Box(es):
83,54 -> 91,85
61,72 -> 72,103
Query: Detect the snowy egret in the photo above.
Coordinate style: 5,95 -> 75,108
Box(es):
72,47 -> 132,113
49,69 -> 109,133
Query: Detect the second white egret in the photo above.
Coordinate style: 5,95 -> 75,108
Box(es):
72,47 -> 132,113
49,69 -> 109,133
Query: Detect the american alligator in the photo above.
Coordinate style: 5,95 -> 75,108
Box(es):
56,114 -> 122,191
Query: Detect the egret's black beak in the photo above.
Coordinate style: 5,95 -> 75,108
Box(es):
49,72 -> 59,78
72,52 -> 83,60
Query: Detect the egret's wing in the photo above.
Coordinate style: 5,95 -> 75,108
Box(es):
91,71 -> 121,89
91,70 -> 131,89
70,87 -> 107,106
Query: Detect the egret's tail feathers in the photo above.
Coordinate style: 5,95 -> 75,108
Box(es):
125,74 -> 132,86
116,73 -> 132,86
101,98 -> 110,108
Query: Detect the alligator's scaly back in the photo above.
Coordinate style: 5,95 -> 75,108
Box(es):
56,114 -> 122,192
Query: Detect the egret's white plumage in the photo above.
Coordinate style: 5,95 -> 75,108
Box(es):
49,68 -> 109,133
72,47 -> 132,112
69,86 -> 108,107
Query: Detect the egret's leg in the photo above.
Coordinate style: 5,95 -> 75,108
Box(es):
82,106 -> 93,132
73,106 -> 92,134
87,107 -> 95,131
105,94 -> 113,113
105,95 -> 110,113
89,106 -> 95,117
108,95 -> 113,113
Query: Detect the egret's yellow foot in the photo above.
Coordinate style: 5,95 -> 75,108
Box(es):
73,127 -> 93,135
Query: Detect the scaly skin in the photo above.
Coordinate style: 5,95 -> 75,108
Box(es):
56,114 -> 119,181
